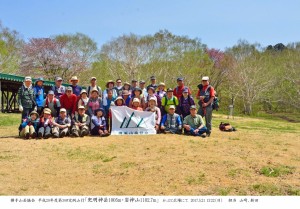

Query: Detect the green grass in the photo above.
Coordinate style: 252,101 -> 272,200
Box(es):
213,113 -> 300,134
218,187 -> 232,196
0,113 -> 20,126
260,165 -> 296,177
186,172 -> 206,185
66,147 -> 117,163
120,162 -> 137,169
252,183 -> 282,195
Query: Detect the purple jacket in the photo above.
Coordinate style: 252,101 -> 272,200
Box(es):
178,96 -> 195,118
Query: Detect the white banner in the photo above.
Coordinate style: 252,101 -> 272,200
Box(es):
111,106 -> 156,135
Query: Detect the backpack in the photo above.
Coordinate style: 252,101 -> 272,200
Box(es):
198,84 -> 219,111
163,95 -> 176,106
45,98 -> 58,109
180,95 -> 192,106
219,122 -> 237,132
87,86 -> 101,96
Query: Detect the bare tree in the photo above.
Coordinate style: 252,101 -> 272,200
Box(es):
20,38 -> 88,80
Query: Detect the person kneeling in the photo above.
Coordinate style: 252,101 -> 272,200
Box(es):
71,106 -> 90,137
160,105 -> 182,134
52,108 -> 71,138
91,108 -> 109,137
183,105 -> 208,138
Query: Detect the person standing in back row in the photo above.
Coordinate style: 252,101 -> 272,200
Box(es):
69,76 -> 82,97
147,75 -> 158,91
196,76 -> 215,137
173,77 -> 192,99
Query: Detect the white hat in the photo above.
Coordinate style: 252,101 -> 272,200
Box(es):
90,77 -> 97,81
70,76 -> 79,81
202,76 -> 209,81
24,76 -> 32,82
78,106 -> 85,109
60,108 -> 67,112
148,96 -> 157,104
80,89 -> 87,94
132,98 -> 140,104
169,105 -> 176,109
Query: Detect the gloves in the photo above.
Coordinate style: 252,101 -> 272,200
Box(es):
34,106 -> 37,111
19,105 -> 23,112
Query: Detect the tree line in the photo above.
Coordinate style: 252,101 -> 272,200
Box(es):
1,21 -> 299,115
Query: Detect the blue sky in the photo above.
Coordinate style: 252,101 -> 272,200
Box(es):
1,0 -> 299,50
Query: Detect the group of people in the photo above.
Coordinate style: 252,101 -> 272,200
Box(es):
17,75 -> 215,139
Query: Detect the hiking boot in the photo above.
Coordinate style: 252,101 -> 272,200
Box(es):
59,132 -> 66,138
206,131 -> 211,137
31,132 -> 37,139
200,134 -> 206,138
72,131 -> 79,137
53,134 -> 59,138
44,134 -> 50,139
80,130 -> 88,137
38,132 -> 43,139
25,132 -> 30,140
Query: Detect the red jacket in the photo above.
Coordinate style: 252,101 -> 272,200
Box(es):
60,94 -> 78,114
173,85 -> 192,99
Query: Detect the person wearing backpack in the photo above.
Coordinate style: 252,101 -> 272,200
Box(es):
161,88 -> 179,116
196,76 -> 215,137
114,78 -> 123,96
18,76 -> 36,121
173,77 -> 192,99
178,88 -> 195,119
42,90 -> 61,117
87,77 -> 102,98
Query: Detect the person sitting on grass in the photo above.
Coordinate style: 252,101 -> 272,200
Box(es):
183,105 -> 208,138
160,105 -> 182,134
19,111 -> 39,139
71,106 -> 90,137
38,108 -> 54,139
91,108 -> 109,137
131,98 -> 143,111
52,108 -> 71,138
145,97 -> 161,133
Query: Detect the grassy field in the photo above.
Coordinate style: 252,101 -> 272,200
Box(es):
0,112 -> 299,196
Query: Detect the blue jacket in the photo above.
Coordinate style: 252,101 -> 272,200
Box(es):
21,117 -> 40,131
71,85 -> 82,97
33,85 -> 45,107
160,113 -> 182,127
